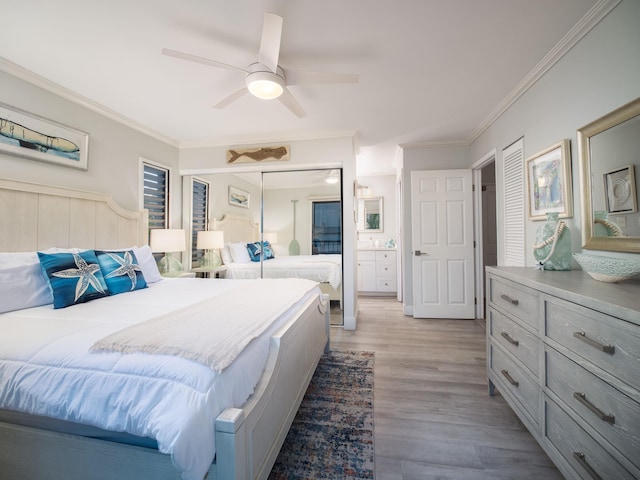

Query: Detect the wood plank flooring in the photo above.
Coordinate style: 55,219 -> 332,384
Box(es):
330,296 -> 563,480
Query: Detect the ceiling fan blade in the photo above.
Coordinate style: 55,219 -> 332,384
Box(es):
214,87 -> 248,109
162,48 -> 247,74
257,13 -> 283,73
285,69 -> 359,85
278,88 -> 306,118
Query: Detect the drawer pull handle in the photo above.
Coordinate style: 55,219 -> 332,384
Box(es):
573,331 -> 615,355
500,332 -> 519,346
573,392 -> 615,424
500,294 -> 518,305
501,369 -> 519,387
573,452 -> 602,480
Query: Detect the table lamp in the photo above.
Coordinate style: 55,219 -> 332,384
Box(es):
197,230 -> 224,268
263,232 -> 278,245
150,228 -> 186,276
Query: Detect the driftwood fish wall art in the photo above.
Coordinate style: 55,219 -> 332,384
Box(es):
226,145 -> 290,164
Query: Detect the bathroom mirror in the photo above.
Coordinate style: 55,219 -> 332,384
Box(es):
578,97 -> 640,253
357,196 -> 383,232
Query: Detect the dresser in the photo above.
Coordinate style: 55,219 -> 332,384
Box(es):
486,267 -> 640,480
357,248 -> 397,295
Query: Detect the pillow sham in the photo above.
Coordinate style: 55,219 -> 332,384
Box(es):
96,250 -> 147,295
247,241 -> 274,262
229,242 -> 252,264
132,245 -> 163,283
38,251 -> 110,309
0,252 -> 52,313
220,244 -> 233,265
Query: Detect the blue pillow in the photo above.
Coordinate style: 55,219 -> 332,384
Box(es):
247,241 -> 274,262
96,250 -> 147,295
37,251 -> 109,309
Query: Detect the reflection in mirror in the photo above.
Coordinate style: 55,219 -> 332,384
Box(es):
578,97 -> 640,253
262,169 -> 343,325
357,196 -> 384,232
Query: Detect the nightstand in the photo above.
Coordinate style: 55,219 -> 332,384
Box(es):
191,265 -> 227,279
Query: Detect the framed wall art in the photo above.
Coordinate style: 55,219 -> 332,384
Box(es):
0,103 -> 89,170
603,164 -> 637,214
228,185 -> 250,209
526,139 -> 573,220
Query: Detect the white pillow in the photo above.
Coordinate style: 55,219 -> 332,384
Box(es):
132,245 -> 163,283
0,251 -> 53,313
221,244 -> 233,265
229,242 -> 251,264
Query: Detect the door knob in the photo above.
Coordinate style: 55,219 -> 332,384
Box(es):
414,250 -> 429,256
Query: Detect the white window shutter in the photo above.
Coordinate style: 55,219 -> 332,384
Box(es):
502,138 -> 525,266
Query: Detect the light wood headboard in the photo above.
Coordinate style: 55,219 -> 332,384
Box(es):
212,214 -> 259,243
0,179 -> 148,252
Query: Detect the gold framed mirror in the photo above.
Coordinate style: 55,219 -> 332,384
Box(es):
578,97 -> 640,253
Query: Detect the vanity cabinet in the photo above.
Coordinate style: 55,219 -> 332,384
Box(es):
357,249 -> 396,295
486,267 -> 640,480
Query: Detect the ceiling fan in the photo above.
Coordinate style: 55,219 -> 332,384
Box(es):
162,12 -> 359,118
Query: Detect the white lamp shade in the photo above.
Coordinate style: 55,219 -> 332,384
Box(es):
263,232 -> 278,244
197,230 -> 224,250
150,229 -> 186,253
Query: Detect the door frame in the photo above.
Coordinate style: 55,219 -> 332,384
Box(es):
471,149 -> 497,320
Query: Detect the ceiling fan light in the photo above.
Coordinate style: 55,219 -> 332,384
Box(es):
246,71 -> 284,100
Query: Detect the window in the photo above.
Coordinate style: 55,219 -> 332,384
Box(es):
191,178 -> 210,266
311,201 -> 341,254
142,161 -> 169,241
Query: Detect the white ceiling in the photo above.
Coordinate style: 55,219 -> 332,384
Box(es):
0,0 -> 601,175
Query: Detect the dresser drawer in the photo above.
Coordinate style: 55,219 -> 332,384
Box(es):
489,343 -> 540,424
376,261 -> 396,277
376,276 -> 396,292
488,277 -> 539,330
545,346 -> 640,467
489,307 -> 539,376
545,296 -> 640,392
544,397 -> 636,480
375,250 -> 396,263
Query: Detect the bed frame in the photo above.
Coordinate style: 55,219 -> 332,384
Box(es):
214,213 -> 342,307
0,179 -> 330,480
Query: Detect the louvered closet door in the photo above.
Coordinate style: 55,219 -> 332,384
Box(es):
503,138 -> 525,266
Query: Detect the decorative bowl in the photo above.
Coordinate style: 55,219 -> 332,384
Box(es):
573,253 -> 640,283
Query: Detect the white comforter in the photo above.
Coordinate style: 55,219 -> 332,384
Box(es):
225,254 -> 342,289
0,278 -> 319,480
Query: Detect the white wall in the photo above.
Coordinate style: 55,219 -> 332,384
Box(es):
0,71 -> 180,221
469,0 -> 640,266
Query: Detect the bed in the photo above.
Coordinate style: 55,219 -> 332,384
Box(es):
213,214 -> 342,307
0,179 -> 330,480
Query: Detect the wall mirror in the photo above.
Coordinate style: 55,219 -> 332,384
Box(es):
357,196 -> 383,232
578,97 -> 640,253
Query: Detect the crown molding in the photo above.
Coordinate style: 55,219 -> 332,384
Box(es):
0,57 -> 179,148
466,0 -> 621,145
179,129 -> 358,149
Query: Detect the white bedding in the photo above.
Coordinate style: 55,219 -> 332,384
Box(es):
0,278 -> 320,480
225,254 -> 342,289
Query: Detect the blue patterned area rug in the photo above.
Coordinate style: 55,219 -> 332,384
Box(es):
269,349 -> 375,480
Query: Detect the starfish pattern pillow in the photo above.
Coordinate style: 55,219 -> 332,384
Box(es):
38,251 -> 109,308
96,250 -> 147,295
247,241 -> 274,262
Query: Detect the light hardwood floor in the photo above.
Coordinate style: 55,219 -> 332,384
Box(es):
330,296 -> 563,480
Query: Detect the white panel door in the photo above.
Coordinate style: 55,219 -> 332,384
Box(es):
411,169 -> 474,318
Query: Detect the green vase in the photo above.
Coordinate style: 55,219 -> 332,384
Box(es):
533,212 -> 571,270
